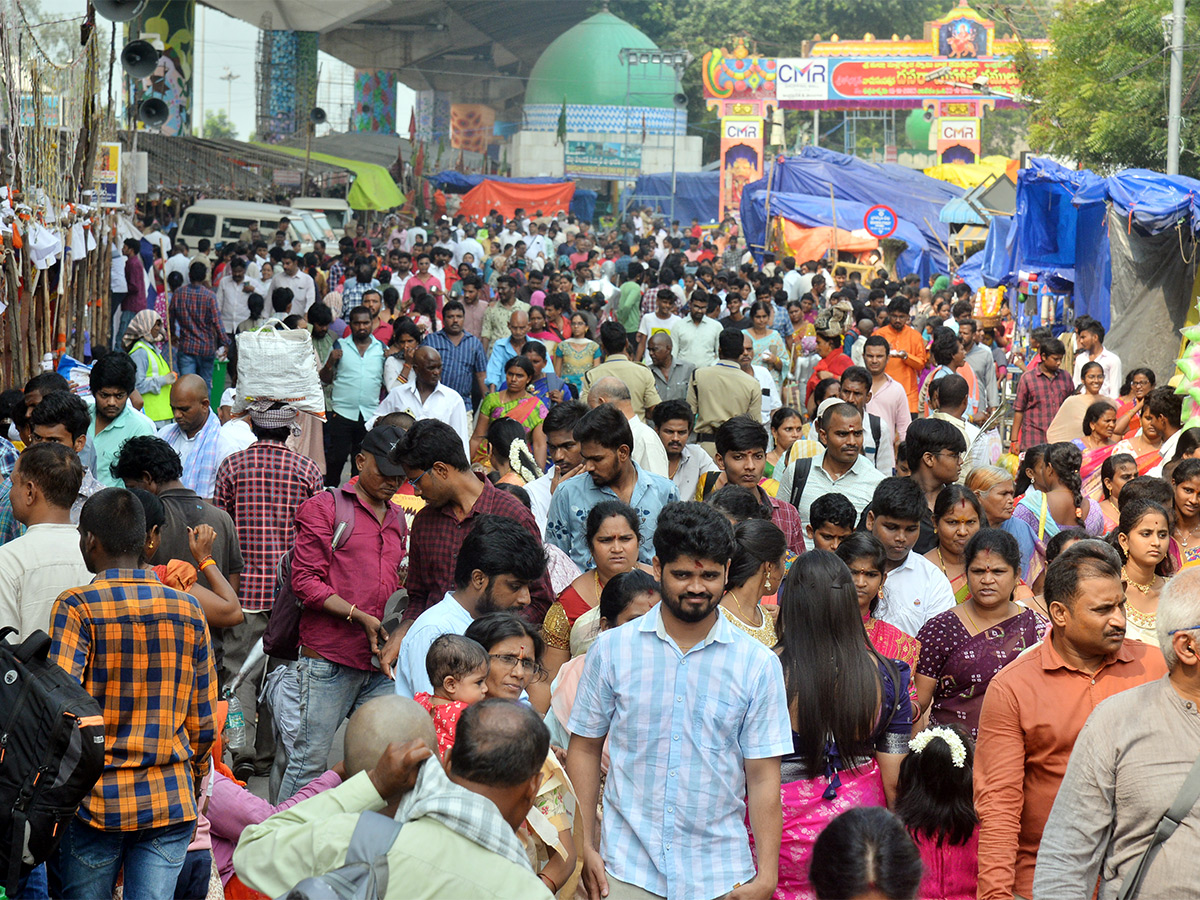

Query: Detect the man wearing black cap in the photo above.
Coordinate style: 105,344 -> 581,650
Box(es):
278,423 -> 410,799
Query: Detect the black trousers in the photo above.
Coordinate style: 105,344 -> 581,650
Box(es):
326,412 -> 366,486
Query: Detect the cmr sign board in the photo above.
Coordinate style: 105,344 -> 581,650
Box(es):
722,118 -> 762,140
775,59 -> 829,101
939,118 -> 979,141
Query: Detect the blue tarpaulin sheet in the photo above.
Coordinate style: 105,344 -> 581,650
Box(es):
740,188 -> 932,279
743,146 -> 964,274
957,215 -> 1015,290
626,172 -> 721,225
429,171 -> 597,221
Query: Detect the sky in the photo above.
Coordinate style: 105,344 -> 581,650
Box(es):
33,0 -> 416,141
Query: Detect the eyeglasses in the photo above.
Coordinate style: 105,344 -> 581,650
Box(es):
1167,626 -> 1200,635
406,469 -> 427,489
489,653 -> 547,683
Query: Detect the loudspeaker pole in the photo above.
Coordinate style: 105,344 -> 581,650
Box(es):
1167,0 -> 1186,175
302,120 -> 312,195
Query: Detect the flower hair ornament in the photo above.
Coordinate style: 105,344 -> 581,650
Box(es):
908,726 -> 968,768
508,437 -> 540,485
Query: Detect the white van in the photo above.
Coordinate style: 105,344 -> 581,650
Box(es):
292,197 -> 352,234
176,200 -> 321,253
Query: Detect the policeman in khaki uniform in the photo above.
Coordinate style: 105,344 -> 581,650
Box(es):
687,328 -> 763,458
581,321 -> 662,421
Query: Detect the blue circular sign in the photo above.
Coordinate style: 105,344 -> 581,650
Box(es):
864,205 -> 898,239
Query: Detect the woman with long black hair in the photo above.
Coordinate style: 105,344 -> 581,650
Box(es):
763,550 -> 911,899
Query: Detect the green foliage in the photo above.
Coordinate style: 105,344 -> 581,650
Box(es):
204,110 -> 238,140
1021,0 -> 1200,176
981,106 -> 1028,157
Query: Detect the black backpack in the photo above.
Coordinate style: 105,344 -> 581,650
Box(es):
0,627 -> 106,896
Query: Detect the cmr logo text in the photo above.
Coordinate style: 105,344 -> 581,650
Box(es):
723,119 -> 762,140
776,59 -> 829,101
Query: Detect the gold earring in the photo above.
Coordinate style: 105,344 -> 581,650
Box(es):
763,575 -> 773,592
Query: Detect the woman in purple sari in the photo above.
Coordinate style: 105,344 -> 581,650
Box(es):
754,550 -> 911,900
914,529 -> 1048,739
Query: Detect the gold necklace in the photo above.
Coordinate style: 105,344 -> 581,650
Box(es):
723,590 -> 763,627
593,569 -> 607,599
1122,565 -> 1157,595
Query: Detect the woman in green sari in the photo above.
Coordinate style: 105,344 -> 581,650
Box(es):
470,355 -> 549,469
923,484 -> 983,605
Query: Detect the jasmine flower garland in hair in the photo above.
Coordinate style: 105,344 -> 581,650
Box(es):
908,726 -> 967,768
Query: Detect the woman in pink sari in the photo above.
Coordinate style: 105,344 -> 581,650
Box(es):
753,550 -> 911,900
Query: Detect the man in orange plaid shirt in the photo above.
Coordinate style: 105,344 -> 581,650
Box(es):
47,488 -> 217,899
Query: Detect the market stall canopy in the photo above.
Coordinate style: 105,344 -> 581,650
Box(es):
456,179 -> 575,221
256,144 -> 404,211
780,221 -> 877,262
924,156 -> 1015,189
741,187 -> 932,279
626,172 -> 721,226
940,197 -> 988,226
428,171 -> 596,222
746,146 -> 962,274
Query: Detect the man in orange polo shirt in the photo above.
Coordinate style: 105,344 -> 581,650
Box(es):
974,540 -> 1167,900
874,297 -> 927,416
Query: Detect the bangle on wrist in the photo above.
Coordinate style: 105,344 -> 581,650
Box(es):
199,557 -> 217,571
346,604 -> 357,622
537,872 -> 558,893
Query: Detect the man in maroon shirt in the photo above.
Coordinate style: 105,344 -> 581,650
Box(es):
279,423 -> 408,799
378,418 -> 553,673
118,238 -> 147,346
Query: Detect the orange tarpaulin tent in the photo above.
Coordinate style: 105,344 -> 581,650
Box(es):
779,220 -> 878,262
455,180 -> 576,221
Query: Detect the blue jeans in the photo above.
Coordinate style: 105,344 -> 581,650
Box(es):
277,654 -> 393,800
50,817 -> 193,900
177,353 -> 214,390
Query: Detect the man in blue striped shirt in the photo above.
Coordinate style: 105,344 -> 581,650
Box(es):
567,501 -> 791,900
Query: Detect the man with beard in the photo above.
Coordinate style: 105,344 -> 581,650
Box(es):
566,501 -> 791,900
975,540 -> 1168,900
652,399 -> 717,501
393,514 -> 545,698
546,404 -> 677,569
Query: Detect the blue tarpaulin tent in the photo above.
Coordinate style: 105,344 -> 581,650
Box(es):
740,188 -> 932,279
744,147 -> 964,274
428,171 -> 597,222
626,172 -> 721,225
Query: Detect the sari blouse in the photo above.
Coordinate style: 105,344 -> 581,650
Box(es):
916,607 -> 1048,739
864,616 -> 921,713
542,581 -> 594,651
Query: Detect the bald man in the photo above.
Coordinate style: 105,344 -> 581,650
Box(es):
588,376 -> 669,478
369,346 -> 470,455
235,696 -> 553,899
157,373 -> 240,499
484,309 -> 531,392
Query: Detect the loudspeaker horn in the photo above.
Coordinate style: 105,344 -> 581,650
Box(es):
94,0 -> 147,22
923,109 -> 935,122
138,97 -> 169,127
310,107 -> 327,125
672,93 -> 688,109
120,40 -> 159,79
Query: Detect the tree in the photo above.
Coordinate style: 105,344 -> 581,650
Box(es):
1019,0 -> 1200,176
204,110 -> 238,140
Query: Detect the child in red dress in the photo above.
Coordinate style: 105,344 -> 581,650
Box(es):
413,633 -> 490,758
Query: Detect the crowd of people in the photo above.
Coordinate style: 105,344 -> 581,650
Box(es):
1,205 -> 1198,900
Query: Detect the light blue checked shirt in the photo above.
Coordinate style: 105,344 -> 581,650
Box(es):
569,604 -> 792,900
545,464 -> 678,569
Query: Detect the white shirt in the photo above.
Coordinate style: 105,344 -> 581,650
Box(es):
637,313 -> 682,361
750,364 -> 781,425
525,470 -> 554,538
268,270 -> 317,313
390,272 -> 411,296
629,413 -> 669,478
217,276 -> 254,334
404,226 -> 427,250
1149,429 -> 1183,477
433,240 -> 461,267
221,417 -> 257,452
160,413 -> 241,499
777,449 -> 885,524
0,522 -> 92,639
164,252 -> 190,287
782,269 -> 803,302
671,444 -> 718,501
368,381 -> 470,457
1074,346 -> 1122,400
861,410 -> 896,475
670,316 -> 723,369
458,237 -> 485,267
877,551 -> 956,636
394,591 -> 474,698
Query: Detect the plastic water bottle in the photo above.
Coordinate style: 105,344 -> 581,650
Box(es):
224,689 -> 247,754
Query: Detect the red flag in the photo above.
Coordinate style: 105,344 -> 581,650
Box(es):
641,113 -> 647,143
407,108 -> 416,143
413,141 -> 426,180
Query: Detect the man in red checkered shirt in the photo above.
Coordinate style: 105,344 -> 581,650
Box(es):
213,403 -> 323,780
169,260 -> 226,390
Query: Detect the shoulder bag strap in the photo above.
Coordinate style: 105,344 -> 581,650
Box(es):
1117,752 -> 1200,900
344,810 -> 405,898
789,457 -> 813,510
329,487 -> 358,552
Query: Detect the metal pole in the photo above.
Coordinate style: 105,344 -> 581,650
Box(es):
813,110 -> 819,147
1167,0 -> 1186,175
670,75 -> 679,224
